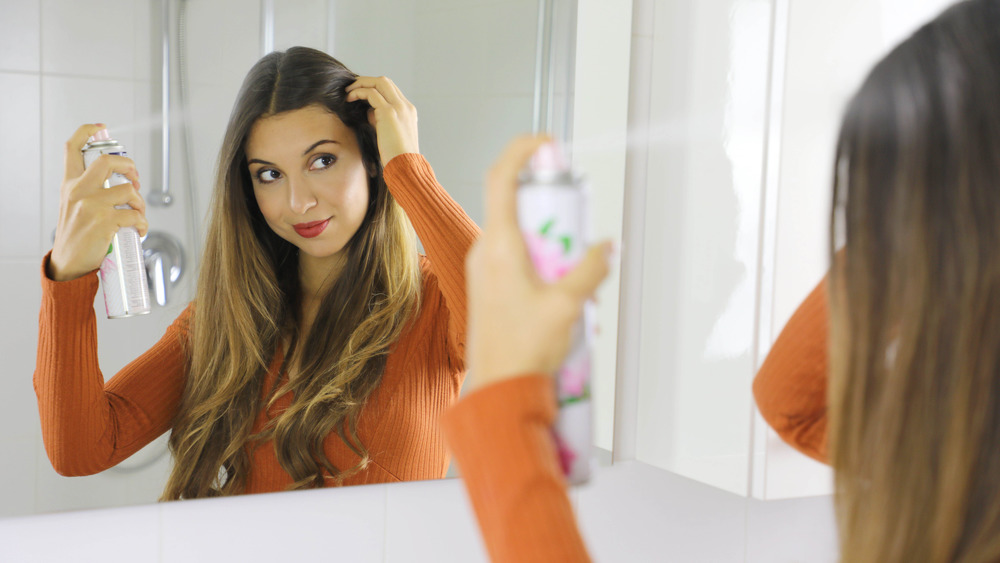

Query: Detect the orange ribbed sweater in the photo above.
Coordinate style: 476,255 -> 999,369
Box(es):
752,278 -> 830,463
442,375 -> 592,562
440,280 -> 831,562
34,154 -> 480,491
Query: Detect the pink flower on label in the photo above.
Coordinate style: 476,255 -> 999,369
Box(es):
99,256 -> 117,281
524,232 -> 575,282
558,352 -> 590,399
551,430 -> 577,477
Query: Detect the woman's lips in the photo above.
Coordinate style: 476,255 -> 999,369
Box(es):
293,218 -> 330,238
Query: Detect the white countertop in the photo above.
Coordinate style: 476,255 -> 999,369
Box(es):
0,460 -> 838,562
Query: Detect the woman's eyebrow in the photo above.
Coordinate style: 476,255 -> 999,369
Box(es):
302,139 -> 339,155
247,140 -> 340,167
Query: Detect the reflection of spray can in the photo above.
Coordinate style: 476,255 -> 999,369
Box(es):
82,129 -> 150,319
517,142 -> 592,485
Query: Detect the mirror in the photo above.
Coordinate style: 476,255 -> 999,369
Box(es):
0,0 -> 622,518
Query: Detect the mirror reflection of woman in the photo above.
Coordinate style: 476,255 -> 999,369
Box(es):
446,1 -> 1000,561
36,47 -> 478,498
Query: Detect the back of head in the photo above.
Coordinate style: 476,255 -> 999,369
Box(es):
830,1 -> 1000,561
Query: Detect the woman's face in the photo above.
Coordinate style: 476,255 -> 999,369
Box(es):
246,104 -> 370,262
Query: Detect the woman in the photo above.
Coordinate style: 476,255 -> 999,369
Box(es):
37,46 -> 478,498
446,1 -> 1000,561
756,0 -> 1000,559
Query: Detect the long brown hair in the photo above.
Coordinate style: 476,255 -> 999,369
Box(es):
162,47 -> 422,499
829,1 -> 1000,560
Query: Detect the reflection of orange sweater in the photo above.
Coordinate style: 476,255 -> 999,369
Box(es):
752,279 -> 830,463
34,154 -> 480,491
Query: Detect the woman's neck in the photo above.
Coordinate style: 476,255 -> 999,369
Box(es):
297,251 -> 346,333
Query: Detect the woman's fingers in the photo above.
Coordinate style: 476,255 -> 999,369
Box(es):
114,208 -> 149,237
346,85 -> 391,112
104,182 -> 146,217
347,75 -> 406,106
554,241 -> 613,302
484,135 -> 552,232
63,123 -> 106,182
75,154 -> 140,195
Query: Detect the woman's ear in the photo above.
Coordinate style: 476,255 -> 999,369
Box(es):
366,161 -> 379,178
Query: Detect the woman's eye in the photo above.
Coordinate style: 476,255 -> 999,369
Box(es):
256,169 -> 281,184
310,155 -> 337,170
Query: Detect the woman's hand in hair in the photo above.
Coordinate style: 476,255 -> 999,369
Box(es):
49,123 -> 147,282
346,76 -> 419,167
466,135 -> 612,389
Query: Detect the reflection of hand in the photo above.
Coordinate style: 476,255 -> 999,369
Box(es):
466,135 -> 612,389
49,123 -> 147,282
345,76 -> 419,167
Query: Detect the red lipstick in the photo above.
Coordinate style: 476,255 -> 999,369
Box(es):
293,218 -> 330,238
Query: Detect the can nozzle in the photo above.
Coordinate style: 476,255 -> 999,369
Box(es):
530,141 -> 569,174
91,128 -> 111,142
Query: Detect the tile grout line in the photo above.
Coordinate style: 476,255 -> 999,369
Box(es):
382,485 -> 389,562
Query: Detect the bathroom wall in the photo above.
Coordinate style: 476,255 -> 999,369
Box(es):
0,0 -> 186,518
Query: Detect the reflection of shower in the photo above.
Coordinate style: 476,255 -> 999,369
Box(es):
144,0 -> 200,290
533,0 -> 578,151
112,0 -> 201,474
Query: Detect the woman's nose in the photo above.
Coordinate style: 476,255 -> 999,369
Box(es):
287,177 -> 318,215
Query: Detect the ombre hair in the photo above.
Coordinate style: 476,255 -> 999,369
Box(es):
829,1 -> 1000,560
162,47 -> 421,499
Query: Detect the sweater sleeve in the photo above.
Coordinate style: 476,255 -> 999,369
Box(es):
442,375 -> 591,563
382,154 -> 480,369
752,277 -> 830,464
34,252 -> 191,476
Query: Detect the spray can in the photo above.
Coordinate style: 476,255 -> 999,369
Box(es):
82,129 -> 151,318
517,142 -> 592,485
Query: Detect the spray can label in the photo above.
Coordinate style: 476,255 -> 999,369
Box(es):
82,137 -> 151,318
518,160 -> 592,485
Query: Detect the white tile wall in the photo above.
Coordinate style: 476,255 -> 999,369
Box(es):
476,1 -> 538,97
0,2 -> 40,72
0,73 -> 42,258
328,0 -> 416,85
0,260 -> 43,438
40,0 -> 142,79
0,437 -> 38,519
181,0 -> 262,88
0,0 -> 203,521
410,9 -> 478,97
0,259 -> 42,517
39,75 -> 137,250
274,0 -> 330,53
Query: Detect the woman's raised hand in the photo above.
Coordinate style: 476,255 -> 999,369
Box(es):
345,76 -> 419,167
465,135 -> 613,389
48,124 -> 147,282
